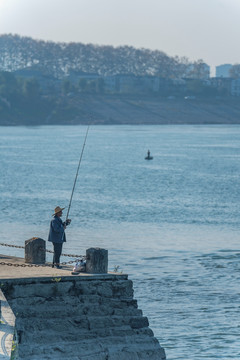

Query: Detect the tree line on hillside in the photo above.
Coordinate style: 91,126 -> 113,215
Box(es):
0,71 -> 53,123
0,34 -> 210,79
1,34 -> 240,81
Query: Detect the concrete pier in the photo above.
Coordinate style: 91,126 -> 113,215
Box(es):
0,254 -> 166,360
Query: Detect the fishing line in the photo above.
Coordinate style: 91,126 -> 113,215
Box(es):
65,124 -> 90,221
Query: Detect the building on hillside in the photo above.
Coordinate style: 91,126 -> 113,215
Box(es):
215,64 -> 232,78
116,74 -> 137,93
231,79 -> 240,96
141,76 -> 160,92
105,74 -> 161,94
202,63 -> 210,79
104,75 -> 184,95
14,67 -> 61,93
104,76 -> 117,93
170,78 -> 186,94
210,77 -> 232,95
68,70 -> 100,84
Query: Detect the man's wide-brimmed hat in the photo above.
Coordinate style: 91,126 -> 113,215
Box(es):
52,206 -> 65,216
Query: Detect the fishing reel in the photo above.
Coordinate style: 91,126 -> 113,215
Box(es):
63,219 -> 71,227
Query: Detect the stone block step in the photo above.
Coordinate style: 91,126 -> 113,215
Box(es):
15,316 -> 150,345
7,279 -> 134,300
8,299 -> 142,319
18,334 -> 164,360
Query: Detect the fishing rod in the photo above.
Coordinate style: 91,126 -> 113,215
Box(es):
65,124 -> 90,222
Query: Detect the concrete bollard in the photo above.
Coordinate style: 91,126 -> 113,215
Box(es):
86,248 -> 108,274
25,237 -> 46,264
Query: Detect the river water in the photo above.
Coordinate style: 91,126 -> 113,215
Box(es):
0,125 -> 240,359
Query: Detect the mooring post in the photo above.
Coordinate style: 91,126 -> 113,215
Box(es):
25,237 -> 46,264
86,247 -> 108,274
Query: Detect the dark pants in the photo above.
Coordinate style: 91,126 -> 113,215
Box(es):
53,242 -> 63,264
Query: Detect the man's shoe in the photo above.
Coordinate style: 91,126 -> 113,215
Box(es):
56,265 -> 62,269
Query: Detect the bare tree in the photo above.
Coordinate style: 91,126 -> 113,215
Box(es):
229,64 -> 240,79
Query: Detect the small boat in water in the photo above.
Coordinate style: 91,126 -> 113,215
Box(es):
145,150 -> 153,160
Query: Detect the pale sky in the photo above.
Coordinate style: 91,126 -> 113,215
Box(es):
0,0 -> 240,74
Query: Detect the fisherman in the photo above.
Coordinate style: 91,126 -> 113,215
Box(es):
48,206 -> 71,269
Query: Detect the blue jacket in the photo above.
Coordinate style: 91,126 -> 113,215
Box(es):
48,216 -> 66,243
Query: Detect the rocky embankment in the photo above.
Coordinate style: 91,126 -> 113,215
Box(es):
68,95 -> 240,125
2,274 -> 166,360
1,94 -> 240,125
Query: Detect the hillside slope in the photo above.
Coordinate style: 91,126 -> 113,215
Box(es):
1,94 -> 240,125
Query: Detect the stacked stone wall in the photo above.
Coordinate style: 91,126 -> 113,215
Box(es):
2,275 -> 166,360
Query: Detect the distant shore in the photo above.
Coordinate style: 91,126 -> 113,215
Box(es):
1,94 -> 240,125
